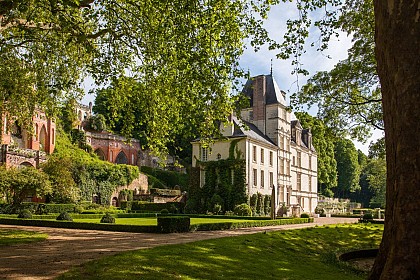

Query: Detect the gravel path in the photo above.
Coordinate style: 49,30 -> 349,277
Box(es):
0,217 -> 358,280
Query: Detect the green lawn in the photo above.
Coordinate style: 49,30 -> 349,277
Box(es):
72,218 -> 258,226
0,229 -> 48,246
58,224 -> 383,280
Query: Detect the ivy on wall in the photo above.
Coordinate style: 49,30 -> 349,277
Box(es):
188,139 -> 247,213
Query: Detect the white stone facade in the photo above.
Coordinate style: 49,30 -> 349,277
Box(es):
192,74 -> 318,215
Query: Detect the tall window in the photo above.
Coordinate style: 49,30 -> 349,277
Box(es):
279,159 -> 284,174
261,170 -> 264,188
260,148 -> 264,163
286,140 -> 290,152
253,169 -> 257,186
297,151 -> 301,167
286,160 -> 290,176
309,155 -> 312,170
269,151 -> 273,166
201,147 -> 208,161
297,173 -> 301,191
309,175 -> 312,192
279,136 -> 284,150
253,146 -> 257,162
269,172 -> 273,187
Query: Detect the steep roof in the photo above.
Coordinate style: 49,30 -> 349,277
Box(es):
243,74 -> 287,106
230,115 -> 277,147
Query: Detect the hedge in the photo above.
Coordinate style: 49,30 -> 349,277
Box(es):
190,218 -> 313,231
0,218 -> 157,233
0,217 -> 314,233
0,203 -> 78,214
157,216 -> 191,233
123,202 -> 183,212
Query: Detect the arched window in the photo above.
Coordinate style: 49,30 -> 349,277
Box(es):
115,151 -> 128,164
39,125 -> 47,152
94,149 -> 106,160
35,124 -> 39,140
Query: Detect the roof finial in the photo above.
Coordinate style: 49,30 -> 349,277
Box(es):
270,58 -> 273,76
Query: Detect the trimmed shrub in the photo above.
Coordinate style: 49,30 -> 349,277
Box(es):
100,213 -> 116,224
131,201 -> 183,212
56,212 -> 73,221
36,203 -> 77,214
169,204 -> 178,214
157,216 -> 190,233
234,203 -> 252,216
363,213 -> 374,220
224,211 -> 234,216
184,198 -> 198,214
160,209 -> 169,214
18,209 -> 33,219
300,213 -> 310,218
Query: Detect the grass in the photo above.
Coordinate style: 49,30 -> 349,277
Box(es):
71,218 -> 258,226
0,229 -> 48,246
58,223 -> 383,280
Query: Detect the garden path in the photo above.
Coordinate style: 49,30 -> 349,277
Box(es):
0,217 -> 358,280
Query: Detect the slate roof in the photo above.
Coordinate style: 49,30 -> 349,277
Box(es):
242,74 -> 287,106
230,115 -> 277,147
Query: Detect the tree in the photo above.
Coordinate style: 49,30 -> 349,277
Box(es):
0,166 -> 52,207
333,138 -> 360,198
369,2 -> 419,278
278,0 -> 419,277
42,155 -> 81,203
0,0 -> 276,155
295,112 -> 337,197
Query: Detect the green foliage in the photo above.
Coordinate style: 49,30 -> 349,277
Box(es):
56,212 -> 73,222
130,202 -> 183,213
295,112 -> 337,196
42,156 -> 80,203
85,114 -> 107,132
213,204 -> 222,215
300,213 -> 310,218
35,203 -> 78,215
157,216 -> 191,233
18,209 -> 33,219
160,209 -> 169,215
140,166 -> 188,190
256,193 -> 264,216
100,213 -> 116,224
286,0 -> 382,142
199,158 -> 247,213
0,218 -> 157,233
362,213 -> 374,221
263,195 -> 271,215
52,129 -> 139,205
233,203 -> 252,217
250,194 -> 258,214
184,198 -> 199,214
334,138 -> 361,198
0,166 -> 52,207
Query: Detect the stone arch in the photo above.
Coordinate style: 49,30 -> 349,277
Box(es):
94,148 -> 106,161
111,197 -> 118,207
19,161 -> 34,168
39,125 -> 48,152
115,151 -> 128,164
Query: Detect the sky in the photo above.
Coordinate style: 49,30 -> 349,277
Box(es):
81,2 -> 382,154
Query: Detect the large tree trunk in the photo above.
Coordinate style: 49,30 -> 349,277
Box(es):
369,1 -> 420,279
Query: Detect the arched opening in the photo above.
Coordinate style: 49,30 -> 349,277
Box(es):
115,151 -> 128,164
94,148 -> 106,160
19,162 -> 34,168
39,125 -> 47,152
112,197 -> 118,207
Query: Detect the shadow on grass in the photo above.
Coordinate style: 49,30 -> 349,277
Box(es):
58,224 -> 383,280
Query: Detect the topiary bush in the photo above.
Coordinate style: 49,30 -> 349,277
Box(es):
18,209 -> 33,219
234,203 -> 252,216
100,213 -> 116,224
363,213 -> 374,221
300,213 -> 310,218
160,209 -> 169,215
157,216 -> 190,233
56,212 -> 73,221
